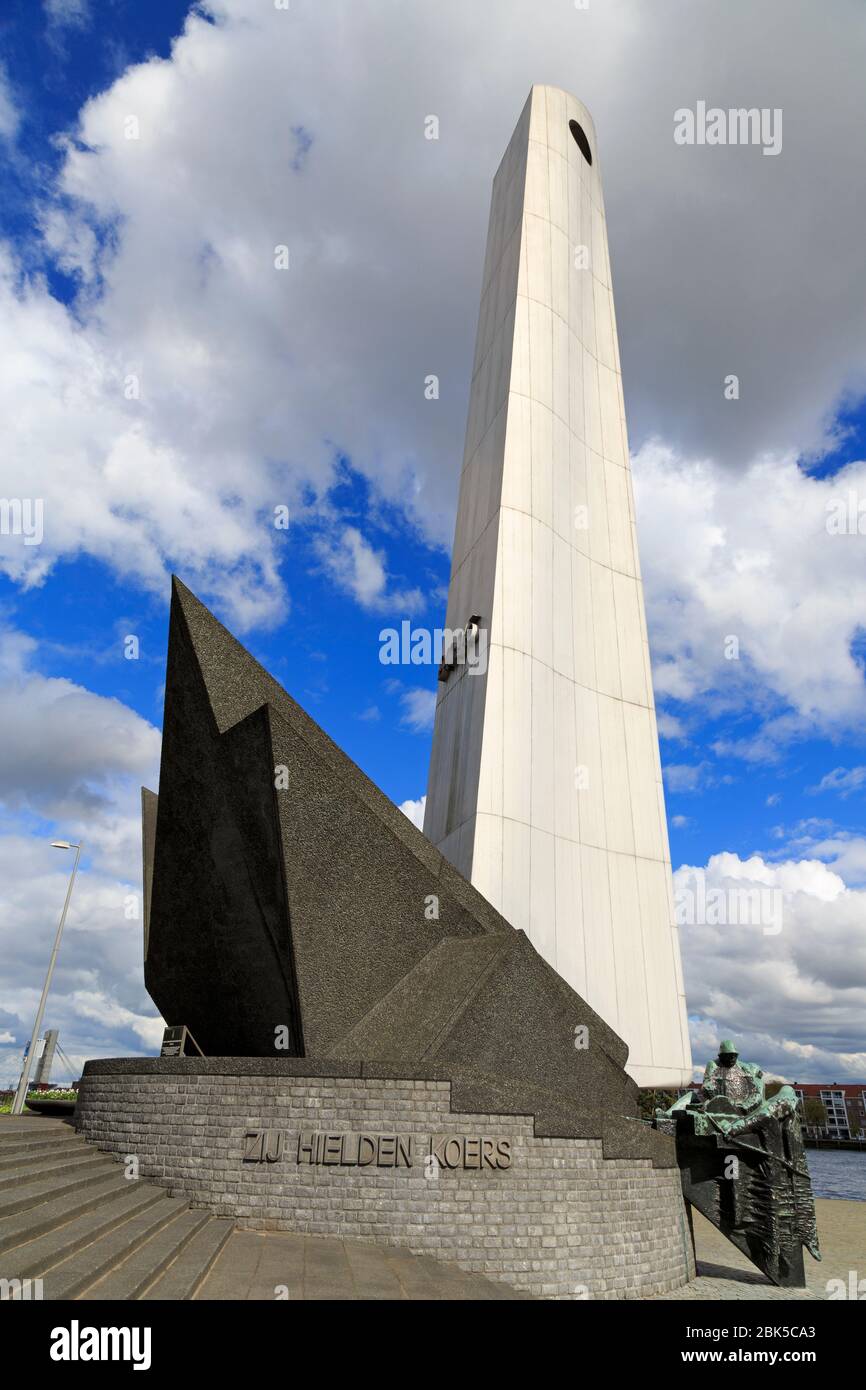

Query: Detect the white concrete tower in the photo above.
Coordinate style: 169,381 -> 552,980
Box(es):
423,86 -> 692,1088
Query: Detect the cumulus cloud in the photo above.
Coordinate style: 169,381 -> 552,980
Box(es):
0,0 -> 864,641
69,991 -> 163,1049
677,850 -> 866,1079
771,821 -> 866,890
687,1014 -> 866,1087
634,444 -> 866,752
0,833 -> 163,1087
4,0 -> 866,1083
0,630 -> 162,1084
0,244 -> 291,630
0,622 -> 160,875
398,794 -> 426,830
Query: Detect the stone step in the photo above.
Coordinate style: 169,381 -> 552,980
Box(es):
0,1173 -> 133,1258
0,1136 -> 87,1165
0,1118 -> 240,1302
35,1195 -> 190,1301
0,1183 -> 164,1279
0,1154 -> 120,1218
0,1148 -> 110,1192
0,1120 -> 76,1139
142,1218 -> 234,1300
80,1208 -> 213,1301
0,1119 -> 71,1138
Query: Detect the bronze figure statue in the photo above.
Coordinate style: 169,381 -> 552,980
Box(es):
655,1040 -> 820,1286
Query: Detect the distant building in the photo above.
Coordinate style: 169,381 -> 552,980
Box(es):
792,1082 -> 866,1140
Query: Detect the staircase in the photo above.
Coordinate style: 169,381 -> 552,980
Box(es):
0,1116 -> 233,1300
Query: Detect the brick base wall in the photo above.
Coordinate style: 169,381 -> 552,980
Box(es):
75,1069 -> 694,1299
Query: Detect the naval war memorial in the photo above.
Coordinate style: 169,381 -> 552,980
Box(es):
72,86 -> 819,1299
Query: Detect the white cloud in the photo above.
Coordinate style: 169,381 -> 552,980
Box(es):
0,623 -> 160,875
808,836 -> 866,887
69,991 -> 163,1049
0,0 -> 863,651
313,527 -> 424,615
0,630 -> 162,1084
0,62 -> 19,141
705,850 -> 845,901
398,794 -> 426,830
400,688 -> 437,733
0,833 -> 162,1087
3,0 -> 866,1086
663,761 -> 712,793
44,0 -> 91,29
0,243 -> 288,630
677,850 -> 866,1079
688,1016 -> 866,1087
635,443 -> 866,751
812,766 -> 866,797
656,712 -> 685,740
774,822 -> 866,890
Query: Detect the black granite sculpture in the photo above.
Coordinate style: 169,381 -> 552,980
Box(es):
655,1041 -> 820,1286
142,578 -> 673,1165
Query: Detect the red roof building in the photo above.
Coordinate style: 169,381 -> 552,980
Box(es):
792,1082 -> 866,1140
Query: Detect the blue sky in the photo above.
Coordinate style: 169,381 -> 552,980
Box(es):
1,0 -> 865,1085
0,0 -> 449,803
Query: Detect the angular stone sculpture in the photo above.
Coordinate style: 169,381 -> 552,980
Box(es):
655,1041 -> 820,1286
142,577 -> 673,1165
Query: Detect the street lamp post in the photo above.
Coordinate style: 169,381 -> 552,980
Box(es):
11,841 -> 82,1116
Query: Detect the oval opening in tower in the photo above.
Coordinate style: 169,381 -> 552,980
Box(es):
569,119 -> 592,166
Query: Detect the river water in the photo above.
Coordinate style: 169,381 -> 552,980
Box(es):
806,1147 -> 866,1201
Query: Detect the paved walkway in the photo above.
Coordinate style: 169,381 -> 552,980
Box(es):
196,1230 -> 529,1300
197,1199 -> 864,1300
654,1200 -> 865,1300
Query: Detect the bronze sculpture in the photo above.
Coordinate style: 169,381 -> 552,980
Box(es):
655,1041 -> 820,1286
